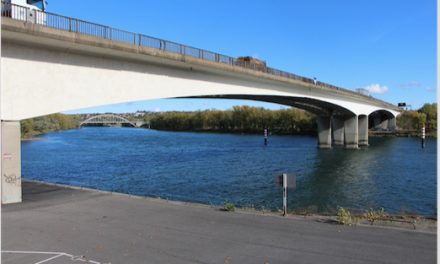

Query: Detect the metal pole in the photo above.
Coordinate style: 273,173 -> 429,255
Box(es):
283,173 -> 287,216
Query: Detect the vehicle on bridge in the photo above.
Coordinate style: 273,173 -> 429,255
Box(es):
2,0 -> 46,24
235,56 -> 267,72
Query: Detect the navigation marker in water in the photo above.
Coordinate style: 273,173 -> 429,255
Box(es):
264,128 -> 268,145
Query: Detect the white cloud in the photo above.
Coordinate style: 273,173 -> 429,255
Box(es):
425,86 -> 434,93
364,84 -> 389,94
399,80 -> 421,89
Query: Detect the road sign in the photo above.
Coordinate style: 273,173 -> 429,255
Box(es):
275,173 -> 296,216
275,173 -> 296,190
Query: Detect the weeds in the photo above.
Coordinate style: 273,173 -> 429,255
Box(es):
337,207 -> 352,225
366,207 -> 385,225
223,202 -> 235,212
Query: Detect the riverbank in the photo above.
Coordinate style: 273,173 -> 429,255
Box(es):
369,130 -> 437,138
20,137 -> 47,141
21,179 -> 438,232
2,180 -> 436,263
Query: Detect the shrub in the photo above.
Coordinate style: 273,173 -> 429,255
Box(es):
366,207 -> 385,225
337,207 -> 352,225
223,202 -> 235,212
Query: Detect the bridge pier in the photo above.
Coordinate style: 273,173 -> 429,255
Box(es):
388,117 -> 396,131
344,116 -> 358,149
316,116 -> 332,148
372,115 -> 383,130
358,115 -> 368,146
372,114 -> 396,131
1,120 -> 22,204
331,117 -> 345,146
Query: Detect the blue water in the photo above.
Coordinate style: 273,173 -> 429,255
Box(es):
22,127 -> 437,216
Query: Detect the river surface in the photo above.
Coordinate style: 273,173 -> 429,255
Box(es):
22,127 -> 437,216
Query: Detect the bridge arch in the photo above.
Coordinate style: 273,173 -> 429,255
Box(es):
187,94 -> 356,116
368,110 -> 397,131
80,114 -> 137,127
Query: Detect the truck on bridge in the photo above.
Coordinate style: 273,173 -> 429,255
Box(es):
2,0 -> 46,23
235,56 -> 267,72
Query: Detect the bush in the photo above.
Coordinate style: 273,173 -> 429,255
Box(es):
366,207 -> 385,225
337,207 -> 352,225
223,202 -> 235,212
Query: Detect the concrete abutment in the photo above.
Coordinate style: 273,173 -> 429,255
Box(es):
1,120 -> 22,204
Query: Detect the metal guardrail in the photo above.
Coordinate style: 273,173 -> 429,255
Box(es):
1,1 -> 396,108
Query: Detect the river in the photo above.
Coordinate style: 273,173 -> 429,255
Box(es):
22,127 -> 437,217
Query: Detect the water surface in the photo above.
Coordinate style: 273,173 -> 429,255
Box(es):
22,127 -> 437,216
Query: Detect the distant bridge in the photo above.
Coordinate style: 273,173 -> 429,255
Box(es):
80,114 -> 148,128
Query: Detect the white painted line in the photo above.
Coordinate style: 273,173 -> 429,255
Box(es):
34,254 -> 64,264
2,250 -> 66,255
1,250 -> 105,263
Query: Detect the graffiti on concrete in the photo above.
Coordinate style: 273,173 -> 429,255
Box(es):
3,173 -> 20,185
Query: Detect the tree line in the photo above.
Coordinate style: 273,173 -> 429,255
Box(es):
396,103 -> 437,134
21,113 -> 81,138
19,103 -> 436,139
146,106 -> 316,134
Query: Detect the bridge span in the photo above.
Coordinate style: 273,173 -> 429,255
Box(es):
1,3 -> 400,203
80,114 -> 148,128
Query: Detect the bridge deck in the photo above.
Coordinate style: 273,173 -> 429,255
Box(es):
1,2 -> 399,111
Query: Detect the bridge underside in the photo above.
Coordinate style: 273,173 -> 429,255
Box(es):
181,94 -> 397,149
0,18 -> 400,204
0,94 -> 398,205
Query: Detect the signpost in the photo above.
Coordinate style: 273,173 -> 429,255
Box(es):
276,173 -> 296,216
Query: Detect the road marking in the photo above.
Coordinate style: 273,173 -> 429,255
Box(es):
34,254 -> 64,264
2,250 -> 105,264
2,250 -> 66,255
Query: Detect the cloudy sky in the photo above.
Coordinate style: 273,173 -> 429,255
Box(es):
50,0 -> 436,113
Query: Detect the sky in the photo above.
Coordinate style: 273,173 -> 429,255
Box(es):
47,0 -> 437,114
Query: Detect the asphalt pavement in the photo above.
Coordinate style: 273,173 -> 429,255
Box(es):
1,181 -> 436,264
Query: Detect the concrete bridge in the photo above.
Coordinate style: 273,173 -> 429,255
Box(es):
0,3 -> 400,203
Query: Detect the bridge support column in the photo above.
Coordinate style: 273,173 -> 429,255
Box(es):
344,116 -> 358,149
373,115 -> 388,130
316,116 -> 332,149
331,117 -> 345,146
1,121 -> 22,204
358,115 -> 368,146
388,117 -> 396,131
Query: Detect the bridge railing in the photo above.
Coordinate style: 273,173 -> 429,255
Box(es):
1,1 -> 393,106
